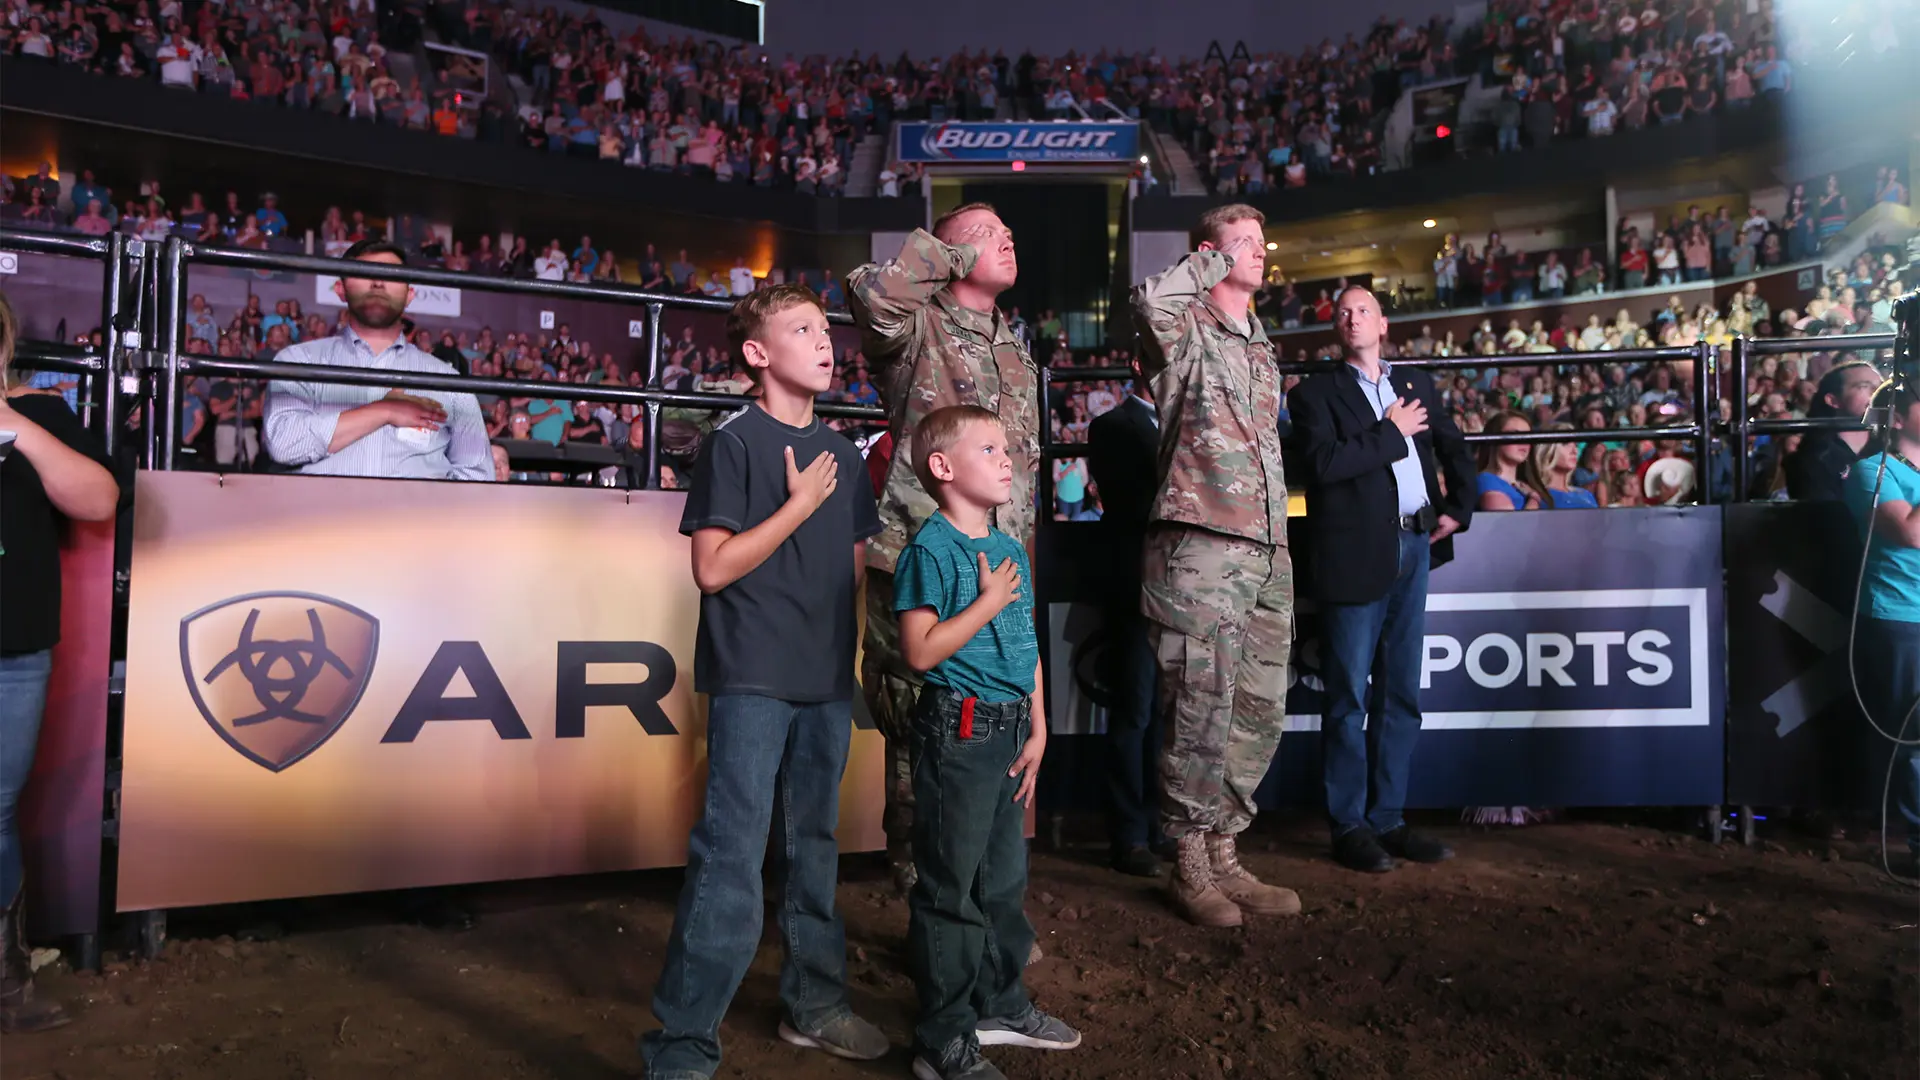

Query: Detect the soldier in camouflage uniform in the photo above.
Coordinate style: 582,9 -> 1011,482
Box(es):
1131,204 -> 1301,928
847,205 -> 1041,893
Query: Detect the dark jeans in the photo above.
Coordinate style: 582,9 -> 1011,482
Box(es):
643,695 -> 854,1080
1104,608 -> 1162,850
0,650 -> 53,906
1320,529 -> 1430,837
908,687 -> 1033,1065
1860,618 -> 1920,856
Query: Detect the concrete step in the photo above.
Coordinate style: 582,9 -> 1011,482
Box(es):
845,131 -> 889,197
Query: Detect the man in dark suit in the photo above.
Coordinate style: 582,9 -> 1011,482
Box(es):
1085,366 -> 1165,876
1287,286 -> 1475,874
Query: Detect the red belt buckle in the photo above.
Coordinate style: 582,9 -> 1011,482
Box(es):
959,696 -> 977,740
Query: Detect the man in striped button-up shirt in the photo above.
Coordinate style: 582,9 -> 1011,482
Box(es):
264,240 -> 493,482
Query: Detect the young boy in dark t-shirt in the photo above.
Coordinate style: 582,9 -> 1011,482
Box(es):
641,284 -> 889,1080
893,405 -> 1082,1080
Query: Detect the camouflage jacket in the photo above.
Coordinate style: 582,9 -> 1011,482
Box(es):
1131,249 -> 1288,545
848,229 -> 1041,575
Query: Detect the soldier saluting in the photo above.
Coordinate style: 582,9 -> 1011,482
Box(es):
847,205 -> 1041,894
1131,204 -> 1299,928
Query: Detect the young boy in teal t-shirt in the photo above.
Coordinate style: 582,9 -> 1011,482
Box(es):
893,404 -> 1082,1080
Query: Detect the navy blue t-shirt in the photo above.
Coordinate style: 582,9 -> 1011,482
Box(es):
679,405 -> 881,701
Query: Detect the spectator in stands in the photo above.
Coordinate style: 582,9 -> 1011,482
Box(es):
1476,411 -> 1539,510
1815,174 -> 1849,246
1681,225 -> 1712,282
1651,233 -> 1681,285
264,239 -> 492,482
718,256 -> 751,297
534,240 -> 567,281
1877,167 -> 1909,206
1537,252 -> 1567,299
1520,427 -> 1599,509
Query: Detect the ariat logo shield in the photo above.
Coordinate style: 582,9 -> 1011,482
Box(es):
179,592 -> 380,772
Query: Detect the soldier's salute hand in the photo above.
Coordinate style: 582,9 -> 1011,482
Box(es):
1215,234 -> 1259,264
953,221 -> 1000,254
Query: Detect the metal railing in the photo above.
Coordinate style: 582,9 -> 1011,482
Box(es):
149,238 -> 885,485
2,230 -> 132,455
1725,331 -> 1899,502
1039,342 -> 1717,507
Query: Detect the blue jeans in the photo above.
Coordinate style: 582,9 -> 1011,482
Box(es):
1319,530 -> 1430,837
642,695 -> 854,1080
908,688 -> 1033,1065
1497,124 -> 1519,152
0,650 -> 54,906
1860,618 -> 1920,856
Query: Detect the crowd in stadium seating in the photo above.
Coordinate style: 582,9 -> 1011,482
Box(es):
0,160 -> 866,316
11,0 -> 1908,202
1191,0 -> 1810,194
1257,168 -> 1909,327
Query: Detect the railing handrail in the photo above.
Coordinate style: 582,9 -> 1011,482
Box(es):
0,229 -> 116,258
175,355 -> 888,422
11,343 -> 107,374
175,241 -> 855,322
1746,415 -> 1874,435
1743,332 -> 1895,357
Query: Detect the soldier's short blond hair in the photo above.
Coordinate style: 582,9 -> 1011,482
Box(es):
1192,203 -> 1266,249
933,202 -> 1000,243
913,404 -> 1004,492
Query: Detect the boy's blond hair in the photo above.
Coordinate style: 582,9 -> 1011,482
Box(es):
912,404 -> 1003,494
725,283 -> 825,383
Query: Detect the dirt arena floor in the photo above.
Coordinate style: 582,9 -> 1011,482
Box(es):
5,817 -> 1917,1080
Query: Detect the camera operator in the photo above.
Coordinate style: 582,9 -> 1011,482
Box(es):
1843,377 -> 1920,878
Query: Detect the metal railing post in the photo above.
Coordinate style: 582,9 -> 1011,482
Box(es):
158,238 -> 186,471
1728,336 -> 1750,503
1693,339 -> 1715,506
643,301 -> 665,491
1038,362 -> 1054,518
99,232 -> 126,457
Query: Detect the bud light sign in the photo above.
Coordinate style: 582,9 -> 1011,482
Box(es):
896,122 -> 1141,163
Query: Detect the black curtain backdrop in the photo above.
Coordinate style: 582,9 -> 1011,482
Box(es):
960,182 -> 1108,332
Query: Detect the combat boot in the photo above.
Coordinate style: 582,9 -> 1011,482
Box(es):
1170,833 -> 1242,928
0,892 -> 71,1034
1207,833 -> 1302,917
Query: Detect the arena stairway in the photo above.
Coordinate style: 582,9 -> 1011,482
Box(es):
844,131 -> 889,197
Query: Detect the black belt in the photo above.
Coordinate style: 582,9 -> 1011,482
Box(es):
1396,506 -> 1437,533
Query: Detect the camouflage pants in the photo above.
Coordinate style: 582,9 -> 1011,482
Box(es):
1140,526 -> 1293,839
863,569 -> 922,844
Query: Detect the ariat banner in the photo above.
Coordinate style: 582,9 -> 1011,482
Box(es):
118,472 -> 883,911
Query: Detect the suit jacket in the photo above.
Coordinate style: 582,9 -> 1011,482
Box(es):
1286,361 -> 1475,605
1086,395 -> 1159,597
